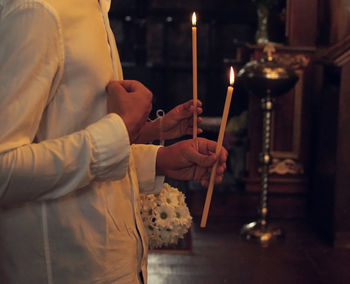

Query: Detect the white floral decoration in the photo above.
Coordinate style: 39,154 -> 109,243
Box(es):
140,183 -> 192,249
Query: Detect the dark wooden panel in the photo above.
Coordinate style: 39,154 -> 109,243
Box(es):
273,88 -> 295,152
310,36 -> 350,248
334,62 -> 350,242
286,0 -> 318,46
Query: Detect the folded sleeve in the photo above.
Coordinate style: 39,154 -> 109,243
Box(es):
0,3 -> 130,206
131,144 -> 164,195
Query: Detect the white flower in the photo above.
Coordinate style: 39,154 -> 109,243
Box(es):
165,191 -> 179,207
175,206 -> 192,226
141,195 -> 157,211
145,223 -> 157,238
178,192 -> 186,205
139,183 -> 192,249
154,204 -> 176,228
158,229 -> 177,244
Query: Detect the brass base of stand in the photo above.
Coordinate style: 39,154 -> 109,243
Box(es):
240,221 -> 284,247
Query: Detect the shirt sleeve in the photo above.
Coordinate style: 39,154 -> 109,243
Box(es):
0,2 -> 130,206
131,144 -> 165,195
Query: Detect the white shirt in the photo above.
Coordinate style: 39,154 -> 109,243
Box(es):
0,0 -> 163,283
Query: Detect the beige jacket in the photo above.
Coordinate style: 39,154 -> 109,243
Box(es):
0,0 -> 163,283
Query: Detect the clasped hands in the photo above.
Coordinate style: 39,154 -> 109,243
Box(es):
106,80 -> 227,187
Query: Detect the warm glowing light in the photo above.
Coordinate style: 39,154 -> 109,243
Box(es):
263,67 -> 284,79
192,12 -> 197,26
229,66 -> 235,86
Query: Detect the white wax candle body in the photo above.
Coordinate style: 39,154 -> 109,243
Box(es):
215,86 -> 233,154
200,85 -> 234,228
192,26 -> 198,140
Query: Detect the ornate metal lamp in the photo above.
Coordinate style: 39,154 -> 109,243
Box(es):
237,43 -> 298,246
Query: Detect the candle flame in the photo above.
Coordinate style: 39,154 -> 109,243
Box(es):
229,66 -> 235,86
192,12 -> 197,26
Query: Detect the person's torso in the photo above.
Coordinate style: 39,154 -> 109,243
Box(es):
0,1 -> 147,283
36,0 -> 119,140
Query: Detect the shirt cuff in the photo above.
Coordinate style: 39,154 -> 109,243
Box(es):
86,113 -> 130,181
131,144 -> 164,194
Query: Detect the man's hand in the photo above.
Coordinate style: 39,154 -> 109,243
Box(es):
156,138 -> 228,187
106,80 -> 153,143
135,99 -> 203,144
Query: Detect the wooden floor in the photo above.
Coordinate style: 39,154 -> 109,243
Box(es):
148,217 -> 350,284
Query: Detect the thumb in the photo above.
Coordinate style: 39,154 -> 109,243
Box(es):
106,80 -> 126,94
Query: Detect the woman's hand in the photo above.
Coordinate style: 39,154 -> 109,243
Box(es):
160,99 -> 203,140
135,100 -> 203,144
156,138 -> 228,187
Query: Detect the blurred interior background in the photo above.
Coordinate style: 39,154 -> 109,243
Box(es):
107,1 -> 350,282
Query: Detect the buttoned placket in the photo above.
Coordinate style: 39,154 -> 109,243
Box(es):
98,0 -> 123,80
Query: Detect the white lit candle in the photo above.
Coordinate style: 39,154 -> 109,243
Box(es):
192,12 -> 198,142
200,67 -> 235,228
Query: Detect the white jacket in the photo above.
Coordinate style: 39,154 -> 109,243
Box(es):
0,0 -> 163,283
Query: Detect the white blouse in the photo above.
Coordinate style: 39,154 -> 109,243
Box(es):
0,0 -> 162,283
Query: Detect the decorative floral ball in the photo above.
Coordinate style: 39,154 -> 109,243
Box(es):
140,183 -> 192,249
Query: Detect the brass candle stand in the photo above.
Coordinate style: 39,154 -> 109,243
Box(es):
237,44 -> 298,246
240,92 -> 283,246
